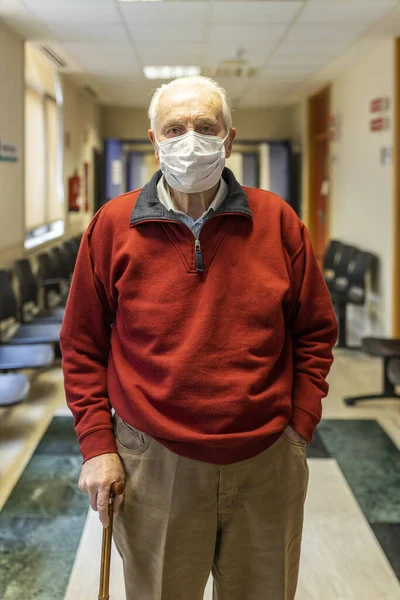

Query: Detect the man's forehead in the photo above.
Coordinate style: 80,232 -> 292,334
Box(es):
158,86 -> 223,119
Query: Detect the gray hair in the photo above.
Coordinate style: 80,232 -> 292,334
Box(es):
148,76 -> 232,133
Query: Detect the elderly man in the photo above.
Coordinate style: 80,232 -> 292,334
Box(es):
60,76 -> 337,600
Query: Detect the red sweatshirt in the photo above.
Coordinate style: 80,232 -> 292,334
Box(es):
60,168 -> 337,464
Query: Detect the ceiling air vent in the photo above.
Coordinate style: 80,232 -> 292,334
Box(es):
203,62 -> 259,79
39,46 -> 68,69
202,50 -> 259,79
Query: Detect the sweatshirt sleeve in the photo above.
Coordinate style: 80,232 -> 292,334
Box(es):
60,221 -> 117,463
288,224 -> 338,443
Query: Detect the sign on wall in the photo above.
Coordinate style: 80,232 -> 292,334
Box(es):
369,97 -> 391,133
370,97 -> 390,113
370,117 -> 390,132
0,139 -> 18,162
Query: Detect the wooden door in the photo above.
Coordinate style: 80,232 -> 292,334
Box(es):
308,87 -> 331,264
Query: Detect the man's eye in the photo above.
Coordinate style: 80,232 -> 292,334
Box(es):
167,127 -> 182,136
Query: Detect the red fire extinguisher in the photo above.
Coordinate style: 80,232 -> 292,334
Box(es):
68,170 -> 81,212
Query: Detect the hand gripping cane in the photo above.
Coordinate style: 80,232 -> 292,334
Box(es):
98,481 -> 125,600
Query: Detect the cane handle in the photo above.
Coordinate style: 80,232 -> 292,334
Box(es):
110,481 -> 125,497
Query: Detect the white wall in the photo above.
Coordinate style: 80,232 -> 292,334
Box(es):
329,39 -> 394,336
61,75 -> 102,237
0,23 -> 102,268
0,20 -> 24,264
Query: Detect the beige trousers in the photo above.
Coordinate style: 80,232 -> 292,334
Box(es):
112,414 -> 309,600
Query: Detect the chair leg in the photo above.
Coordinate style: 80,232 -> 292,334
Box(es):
344,357 -> 398,405
334,301 -> 361,351
336,301 -> 347,348
344,393 -> 400,406
383,357 -> 396,395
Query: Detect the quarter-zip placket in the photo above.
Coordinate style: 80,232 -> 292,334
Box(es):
130,210 -> 252,274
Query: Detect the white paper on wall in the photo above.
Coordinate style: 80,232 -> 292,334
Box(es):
111,159 -> 122,185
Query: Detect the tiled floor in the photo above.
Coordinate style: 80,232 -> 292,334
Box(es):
1,348 -> 400,599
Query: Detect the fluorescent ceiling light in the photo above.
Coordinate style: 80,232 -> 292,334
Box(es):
143,65 -> 201,79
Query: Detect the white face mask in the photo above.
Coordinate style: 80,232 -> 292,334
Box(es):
156,130 -> 229,194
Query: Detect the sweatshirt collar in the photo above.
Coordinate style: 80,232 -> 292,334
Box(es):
130,168 -> 253,226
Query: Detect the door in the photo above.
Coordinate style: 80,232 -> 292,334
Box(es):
308,87 -> 331,264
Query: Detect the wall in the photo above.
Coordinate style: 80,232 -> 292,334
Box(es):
292,39 -> 394,337
0,24 -> 102,269
0,20 -> 25,266
101,105 -> 294,141
61,75 -> 102,237
330,39 -> 394,337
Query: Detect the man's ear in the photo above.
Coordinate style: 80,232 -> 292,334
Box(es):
225,128 -> 237,159
148,130 -> 159,159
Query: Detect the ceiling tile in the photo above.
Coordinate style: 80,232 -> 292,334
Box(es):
80,61 -> 141,77
23,0 -> 121,23
136,43 -> 207,66
261,65 -> 317,78
276,39 -> 349,56
120,1 -> 209,25
63,42 -> 133,56
128,24 -> 206,43
211,1 -> 303,25
268,54 -> 327,67
209,24 -> 288,43
298,1 -> 398,24
47,23 -> 129,43
285,22 -> 370,43
78,54 -> 139,69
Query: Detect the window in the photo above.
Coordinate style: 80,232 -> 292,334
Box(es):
24,44 -> 64,248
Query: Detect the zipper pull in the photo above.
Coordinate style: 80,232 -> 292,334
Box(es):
195,239 -> 204,273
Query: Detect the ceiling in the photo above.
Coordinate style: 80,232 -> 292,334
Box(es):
0,0 -> 399,109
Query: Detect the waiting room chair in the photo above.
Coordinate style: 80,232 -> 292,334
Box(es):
388,358 -> 400,389
49,246 -> 73,281
0,270 -> 61,347
323,240 -> 344,290
332,250 -> 376,349
37,252 -> 68,310
0,343 -> 54,370
13,259 -> 64,324
344,338 -> 400,405
0,373 -> 30,407
63,239 -> 79,268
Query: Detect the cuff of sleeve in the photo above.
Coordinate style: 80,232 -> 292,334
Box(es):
289,406 -> 320,444
80,428 -> 118,464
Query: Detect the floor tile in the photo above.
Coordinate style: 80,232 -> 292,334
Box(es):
0,516 -> 86,600
370,523 -> 400,580
318,419 -> 400,523
34,416 -> 80,455
318,419 -> 400,461
1,455 -> 87,518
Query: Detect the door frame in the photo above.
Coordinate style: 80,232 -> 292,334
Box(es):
393,39 -> 400,336
306,85 -> 331,253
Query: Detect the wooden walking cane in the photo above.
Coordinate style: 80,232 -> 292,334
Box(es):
98,481 -> 125,600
